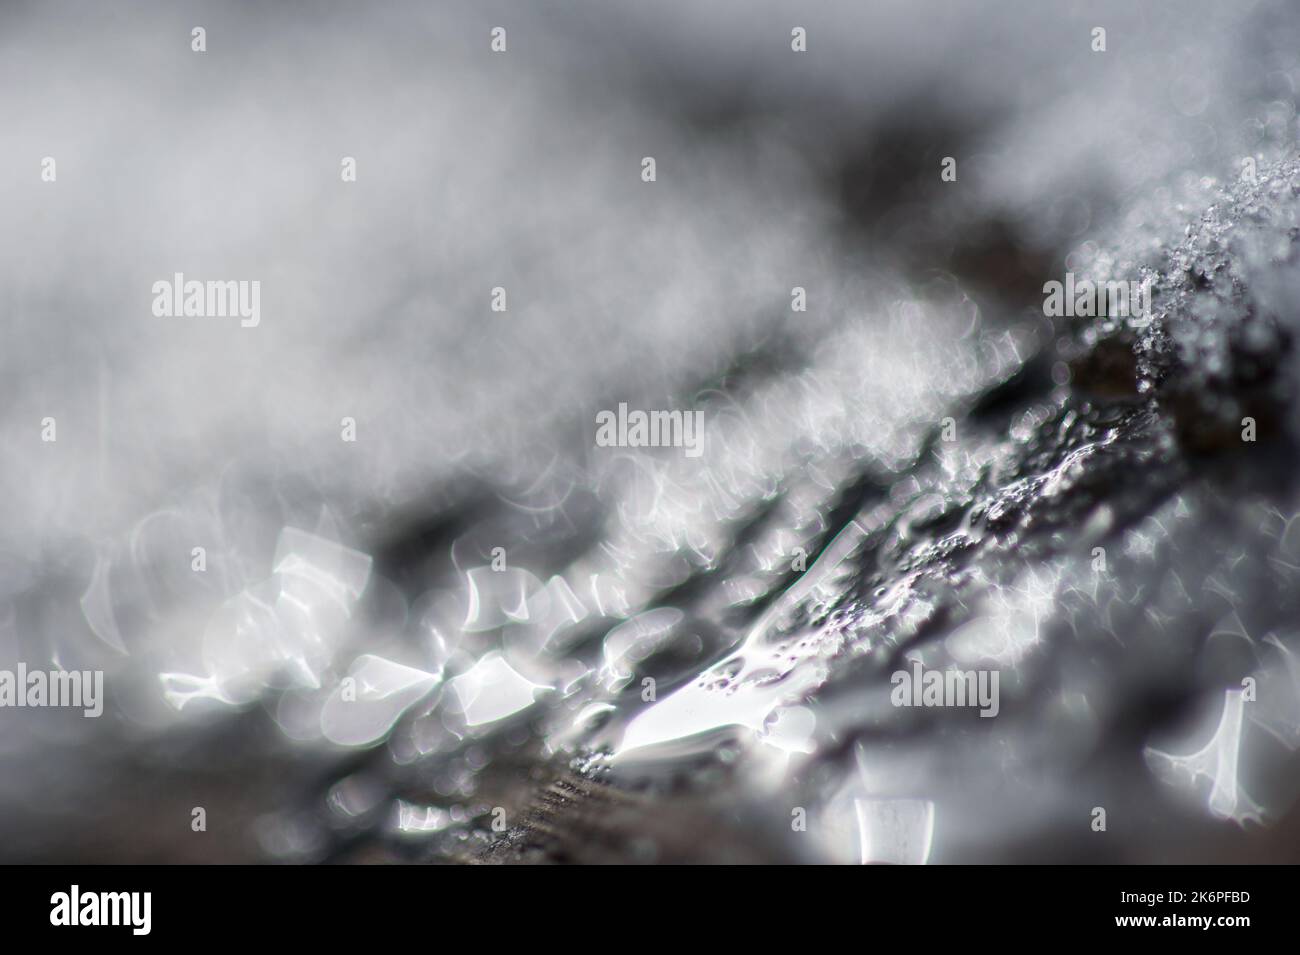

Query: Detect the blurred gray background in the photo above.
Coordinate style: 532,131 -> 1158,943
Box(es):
2,0 -> 1299,863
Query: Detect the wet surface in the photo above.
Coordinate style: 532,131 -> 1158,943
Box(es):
3,0 -> 1300,863
250,159 -> 1300,864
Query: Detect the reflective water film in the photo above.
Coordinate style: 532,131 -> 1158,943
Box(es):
2,0 -> 1300,865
